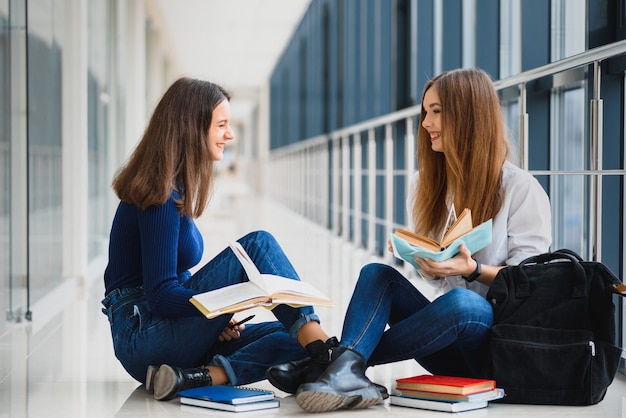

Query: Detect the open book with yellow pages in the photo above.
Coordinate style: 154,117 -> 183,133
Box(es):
190,241 -> 333,319
390,208 -> 492,270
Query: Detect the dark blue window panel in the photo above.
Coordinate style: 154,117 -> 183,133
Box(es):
395,0 -> 414,108
602,176 -> 622,276
394,120 -> 408,226
321,2 -> 332,133
375,173 -> 386,255
364,0 -> 376,120
331,0 -> 344,131
521,2 -> 550,177
343,0 -> 360,126
526,85 -> 550,172
601,74 -> 623,171
598,73 -> 624,275
394,175 -> 407,226
375,126 -> 385,169
299,37 -> 308,141
376,0 -> 393,116
475,0 -> 499,78
394,121 -> 407,169
521,0 -> 550,71
589,0 -> 620,47
305,4 -> 324,139
416,0 -> 434,94
441,0 -> 462,71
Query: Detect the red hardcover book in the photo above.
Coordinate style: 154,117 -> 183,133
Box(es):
395,375 -> 496,395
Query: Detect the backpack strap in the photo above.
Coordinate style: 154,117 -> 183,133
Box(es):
517,250 -> 588,298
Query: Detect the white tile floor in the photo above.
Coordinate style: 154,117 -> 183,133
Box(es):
1,171 -> 625,417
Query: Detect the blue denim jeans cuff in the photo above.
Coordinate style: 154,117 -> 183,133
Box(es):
288,313 -> 321,339
209,355 -> 239,386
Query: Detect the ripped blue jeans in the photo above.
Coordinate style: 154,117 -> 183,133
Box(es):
101,230 -> 317,386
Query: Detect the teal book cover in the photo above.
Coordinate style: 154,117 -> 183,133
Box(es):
391,219 -> 492,270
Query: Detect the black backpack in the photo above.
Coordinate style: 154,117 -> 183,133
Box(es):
485,249 -> 625,405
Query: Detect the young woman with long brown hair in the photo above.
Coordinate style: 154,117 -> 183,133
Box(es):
101,77 -> 335,402
267,68 -> 552,413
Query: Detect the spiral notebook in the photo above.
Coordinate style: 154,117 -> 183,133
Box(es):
179,385 -> 279,412
179,385 -> 274,405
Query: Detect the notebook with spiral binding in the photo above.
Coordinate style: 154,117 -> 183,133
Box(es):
179,385 -> 275,405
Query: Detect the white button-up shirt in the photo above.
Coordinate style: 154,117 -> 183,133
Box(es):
407,160 -> 552,297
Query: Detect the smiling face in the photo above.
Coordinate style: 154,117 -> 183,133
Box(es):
208,99 -> 234,161
421,85 -> 443,153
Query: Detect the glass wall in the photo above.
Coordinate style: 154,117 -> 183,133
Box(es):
499,0 -> 588,254
88,0 -> 111,262
0,0 -> 10,328
27,0 -> 64,303
1,0 -> 28,329
500,0 -> 521,78
548,0 -> 587,254
1,0 -> 113,329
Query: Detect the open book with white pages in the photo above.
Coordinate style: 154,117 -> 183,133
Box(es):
190,241 -> 333,319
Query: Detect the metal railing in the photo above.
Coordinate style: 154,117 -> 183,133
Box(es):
267,39 -> 626,265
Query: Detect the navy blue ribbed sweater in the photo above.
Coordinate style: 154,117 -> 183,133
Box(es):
104,191 -> 204,318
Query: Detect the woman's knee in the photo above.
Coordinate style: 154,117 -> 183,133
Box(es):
358,263 -> 399,283
241,230 -> 275,244
355,263 -> 408,293
443,288 -> 493,325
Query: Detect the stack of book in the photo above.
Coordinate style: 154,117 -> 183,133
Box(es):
390,374 -> 505,413
179,385 -> 279,412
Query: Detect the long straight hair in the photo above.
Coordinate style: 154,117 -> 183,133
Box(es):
412,68 -> 509,237
112,78 -> 230,218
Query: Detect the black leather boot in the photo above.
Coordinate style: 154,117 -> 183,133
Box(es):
266,336 -> 339,394
295,347 -> 382,413
152,364 -> 213,401
266,337 -> 389,399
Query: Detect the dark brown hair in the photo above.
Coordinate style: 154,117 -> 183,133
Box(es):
112,77 -> 230,217
412,68 -> 509,236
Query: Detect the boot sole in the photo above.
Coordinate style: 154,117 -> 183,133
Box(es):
296,387 -> 382,413
265,369 -> 299,394
152,365 -> 180,401
145,365 -> 159,393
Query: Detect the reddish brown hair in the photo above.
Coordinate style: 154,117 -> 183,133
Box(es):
412,68 -> 509,236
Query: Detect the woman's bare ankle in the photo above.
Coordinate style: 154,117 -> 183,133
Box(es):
297,322 -> 330,347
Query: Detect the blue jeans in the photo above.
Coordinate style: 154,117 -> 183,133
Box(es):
339,263 -> 493,377
101,230 -> 318,386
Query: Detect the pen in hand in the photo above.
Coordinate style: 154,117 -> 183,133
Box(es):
229,314 -> 255,329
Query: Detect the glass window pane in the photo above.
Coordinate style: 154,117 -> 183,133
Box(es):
27,0 -> 64,302
550,88 -> 586,254
0,0 -> 9,327
87,0 -> 111,261
500,0 -> 521,78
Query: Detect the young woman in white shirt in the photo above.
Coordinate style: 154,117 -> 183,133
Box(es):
267,68 -> 552,413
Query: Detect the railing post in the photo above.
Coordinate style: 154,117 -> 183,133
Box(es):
367,128 -> 376,254
405,116 -> 416,217
385,123 -> 394,261
322,140 -> 330,229
518,82 -> 529,170
332,135 -> 341,237
266,39 -> 625,266
589,60 -> 603,262
353,132 -> 363,247
341,134 -> 350,242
